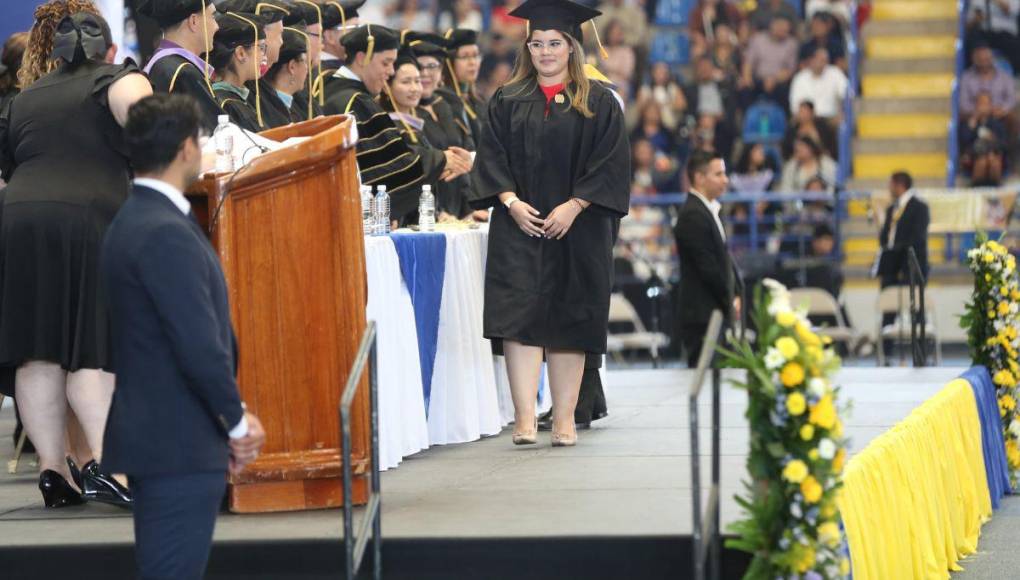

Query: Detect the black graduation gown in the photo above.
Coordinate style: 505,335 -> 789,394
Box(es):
470,80 -> 630,353
213,85 -> 262,133
290,86 -> 324,122
322,77 -> 425,220
146,54 -> 222,131
435,85 -> 476,146
391,114 -> 447,194
419,94 -> 475,218
248,79 -> 295,128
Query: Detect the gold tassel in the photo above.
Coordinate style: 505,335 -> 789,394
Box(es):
255,2 -> 290,16
284,26 -> 315,120
199,0 -> 214,94
444,58 -> 476,120
294,0 -> 324,105
365,23 -> 375,62
401,29 -> 409,45
382,82 -> 417,144
589,21 -> 609,60
326,1 -> 347,29
227,12 -> 264,128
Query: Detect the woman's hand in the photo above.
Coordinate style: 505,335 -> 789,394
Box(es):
509,200 -> 545,237
542,200 -> 584,240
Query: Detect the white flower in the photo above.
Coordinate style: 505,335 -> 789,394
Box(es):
762,278 -> 787,293
992,261 -> 1002,271
767,297 -> 792,316
790,503 -> 803,518
968,249 -> 980,260
808,378 -> 828,397
764,347 -> 785,370
818,438 -> 837,460
1011,303 -> 1018,315
995,320 -> 1006,332
1010,420 -> 1020,438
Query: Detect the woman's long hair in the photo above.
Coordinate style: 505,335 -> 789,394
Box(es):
0,32 -> 29,95
19,0 -> 102,88
504,31 -> 593,119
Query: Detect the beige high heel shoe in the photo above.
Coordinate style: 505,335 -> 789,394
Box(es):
551,429 -> 577,447
512,417 -> 538,445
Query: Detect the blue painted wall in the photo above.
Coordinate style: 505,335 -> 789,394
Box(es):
1,2 -> 38,49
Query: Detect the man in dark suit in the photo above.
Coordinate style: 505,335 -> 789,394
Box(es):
100,94 -> 266,580
674,150 -> 744,367
877,171 -> 930,287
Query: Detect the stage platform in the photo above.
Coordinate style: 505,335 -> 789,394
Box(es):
0,367 -> 965,579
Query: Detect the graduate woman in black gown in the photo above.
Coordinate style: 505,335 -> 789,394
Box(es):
0,8 -> 151,506
209,12 -> 267,132
470,0 -> 630,446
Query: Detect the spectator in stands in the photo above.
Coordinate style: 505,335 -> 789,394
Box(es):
437,0 -> 484,31
750,0 -> 800,31
388,0 -> 433,30
789,47 -> 848,122
802,223 -> 851,333
694,114 -> 735,162
740,16 -> 798,109
961,92 -> 1008,186
689,0 -> 745,61
0,32 -> 28,113
806,0 -> 853,27
709,22 -> 743,80
731,143 -> 779,193
635,61 -> 686,129
967,0 -> 1020,73
686,56 -> 737,121
961,45 -> 1017,139
632,100 -> 677,157
632,138 -> 682,194
602,19 -> 636,100
597,0 -> 649,48
779,136 -> 837,192
783,100 -> 838,159
799,12 -> 846,70
491,0 -> 528,39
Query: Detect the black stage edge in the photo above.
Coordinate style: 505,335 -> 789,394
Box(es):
1,535 -> 752,579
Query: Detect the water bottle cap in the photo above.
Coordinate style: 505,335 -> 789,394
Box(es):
218,115 -> 230,124
422,184 -> 431,192
377,185 -> 387,193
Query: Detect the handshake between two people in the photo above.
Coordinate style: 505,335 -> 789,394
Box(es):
440,146 -> 473,182
229,411 -> 267,475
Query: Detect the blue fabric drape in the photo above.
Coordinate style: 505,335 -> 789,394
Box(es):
961,365 -> 1013,509
390,233 -> 447,411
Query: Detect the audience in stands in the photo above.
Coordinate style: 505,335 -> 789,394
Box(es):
597,0 -> 649,49
806,0 -> 853,26
689,0 -> 745,60
602,19 -> 636,100
779,136 -> 837,193
750,0 -> 800,31
708,23 -> 743,80
783,100 -> 838,159
740,16 -> 798,109
789,47 -> 847,122
966,0 -> 1020,73
436,0 -> 484,31
635,62 -> 686,130
632,138 -> 682,194
730,143 -> 779,193
799,12 -> 846,70
686,56 -> 738,121
961,91 -> 1009,186
0,32 -> 28,114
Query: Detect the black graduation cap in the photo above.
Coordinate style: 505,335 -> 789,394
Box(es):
341,24 -> 399,61
136,0 -> 207,28
321,0 -> 366,28
394,44 -> 420,70
403,30 -> 447,60
217,0 -> 288,24
289,0 -> 323,29
442,28 -> 477,53
508,0 -> 601,43
279,25 -> 309,62
214,11 -> 266,47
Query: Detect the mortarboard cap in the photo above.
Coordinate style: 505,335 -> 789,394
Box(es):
394,44 -> 420,70
279,24 -> 309,62
403,30 -> 447,60
216,0 -> 289,24
289,0 -> 322,28
322,0 -> 366,29
341,24 -> 399,60
508,0 -> 601,43
213,11 -> 266,47
442,28 -> 477,53
136,0 -> 207,28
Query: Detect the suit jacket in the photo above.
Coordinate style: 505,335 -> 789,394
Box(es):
674,195 -> 743,326
877,194 -> 930,284
100,185 -> 243,477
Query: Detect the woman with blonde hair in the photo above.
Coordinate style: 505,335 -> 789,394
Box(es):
0,1 -> 152,507
470,0 -> 630,447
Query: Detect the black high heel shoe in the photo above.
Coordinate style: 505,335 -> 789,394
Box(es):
66,457 -> 84,490
39,470 -> 85,508
81,460 -> 133,509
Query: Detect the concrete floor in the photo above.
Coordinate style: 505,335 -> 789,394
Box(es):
953,495 -> 1020,579
0,367 -> 961,549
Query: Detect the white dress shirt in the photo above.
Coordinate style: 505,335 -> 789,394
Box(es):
689,189 -> 727,242
789,65 -> 849,118
335,66 -> 362,82
132,177 -> 249,439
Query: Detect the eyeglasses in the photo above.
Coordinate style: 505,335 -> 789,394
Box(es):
526,40 -> 566,53
421,62 -> 442,71
454,53 -> 482,62
307,31 -> 321,38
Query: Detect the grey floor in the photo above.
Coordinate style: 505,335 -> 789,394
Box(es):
0,367 -> 962,549
952,495 -> 1020,579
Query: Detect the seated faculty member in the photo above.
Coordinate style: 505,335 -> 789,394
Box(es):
101,94 -> 266,580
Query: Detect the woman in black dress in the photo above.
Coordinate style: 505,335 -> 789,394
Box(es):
0,6 -> 151,507
471,0 -> 630,446
210,11 -> 267,132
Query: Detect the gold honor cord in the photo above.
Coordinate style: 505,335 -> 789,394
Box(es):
442,28 -> 476,120
382,82 -> 418,144
200,0 -> 214,94
293,0 -> 325,105
283,26 -> 315,121
255,2 -> 290,16
326,1 -> 346,29
400,29 -> 410,45
226,11 -> 264,128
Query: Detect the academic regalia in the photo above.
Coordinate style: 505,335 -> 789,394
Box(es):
442,28 -> 486,143
470,78 -> 630,353
323,25 -> 425,220
208,11 -> 267,131
248,79 -> 292,127
291,87 -> 324,120
137,0 -> 222,130
213,83 -> 261,131
419,93 -> 474,217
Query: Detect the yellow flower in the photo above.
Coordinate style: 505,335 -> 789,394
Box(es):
781,362 -> 805,387
809,394 -> 837,429
800,424 -> 815,441
776,310 -> 797,327
818,521 -> 841,548
795,321 -> 822,347
775,336 -> 799,359
806,346 -> 823,363
1001,394 -> 1017,411
993,370 -> 1017,388
787,392 -> 807,416
782,459 -> 808,484
1007,440 -> 1020,469
809,449 -> 820,460
822,335 -> 833,345
984,252 -> 996,264
832,418 -> 844,439
840,558 -> 851,576
801,475 -> 823,503
1013,289 -> 1020,301
797,546 -> 816,573
833,447 -> 847,473
999,301 -> 1011,316
989,310 -> 997,320
820,501 -> 838,519
1002,287 -> 1010,296
986,274 -> 993,282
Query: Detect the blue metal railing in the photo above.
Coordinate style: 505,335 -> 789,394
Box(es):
947,0 -> 968,186
837,0 -> 861,188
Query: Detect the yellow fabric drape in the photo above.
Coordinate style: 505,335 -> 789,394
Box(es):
838,379 -> 991,580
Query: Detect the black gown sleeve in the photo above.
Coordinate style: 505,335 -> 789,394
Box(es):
0,99 -> 13,182
406,133 -> 447,188
468,89 -> 516,209
571,89 -> 631,217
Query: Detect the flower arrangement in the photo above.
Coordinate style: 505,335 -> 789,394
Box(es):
720,279 -> 850,579
961,234 -> 1020,483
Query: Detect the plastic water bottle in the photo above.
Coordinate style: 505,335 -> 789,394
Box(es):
361,185 -> 374,236
418,184 -> 435,232
214,115 -> 234,173
374,185 -> 390,235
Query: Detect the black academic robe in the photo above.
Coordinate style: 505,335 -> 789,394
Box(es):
290,87 -> 324,122
323,77 -> 425,220
470,80 -> 630,354
877,194 -> 930,286
213,86 -> 262,133
435,85 -> 479,148
146,54 -> 222,131
419,93 -> 475,218
248,79 -> 294,128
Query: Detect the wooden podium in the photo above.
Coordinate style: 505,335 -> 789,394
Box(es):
188,116 -> 370,512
